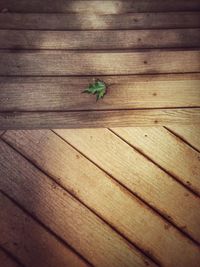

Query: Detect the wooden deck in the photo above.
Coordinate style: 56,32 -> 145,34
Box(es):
0,0 -> 200,128
0,127 -> 200,267
0,1 -> 200,267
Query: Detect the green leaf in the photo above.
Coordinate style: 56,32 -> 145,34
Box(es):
82,79 -> 107,101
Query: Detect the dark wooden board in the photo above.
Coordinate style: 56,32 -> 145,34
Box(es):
0,75 -> 200,111
1,0 -> 200,13
0,12 -> 200,30
0,50 -> 200,76
0,108 -> 200,129
1,29 -> 200,50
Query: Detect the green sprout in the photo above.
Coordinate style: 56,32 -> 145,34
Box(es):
82,79 -> 107,101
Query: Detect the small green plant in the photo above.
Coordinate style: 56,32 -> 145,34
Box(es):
82,79 -> 107,101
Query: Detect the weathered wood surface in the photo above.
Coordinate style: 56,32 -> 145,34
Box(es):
1,0 -> 200,13
1,12 -> 200,30
111,127 -> 200,196
0,249 -> 20,267
1,50 -> 200,76
167,125 -> 200,152
1,130 -> 200,267
1,109 -> 200,129
0,191 -> 91,267
0,139 -> 156,267
0,75 -> 200,111
1,29 -> 200,49
54,128 -> 200,243
0,1 -> 200,128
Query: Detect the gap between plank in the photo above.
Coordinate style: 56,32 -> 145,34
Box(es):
0,141 -> 95,267
108,128 -> 200,199
0,131 -> 6,137
0,244 -> 26,267
1,27 -> 200,31
164,126 -> 200,154
1,107 -> 200,113
1,137 -> 160,266
52,129 -> 200,247
0,71 -> 199,78
0,189 -> 94,267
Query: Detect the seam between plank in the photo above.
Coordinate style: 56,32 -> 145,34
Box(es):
108,128 -> 200,198
0,139 -> 94,267
1,136 -> 160,266
164,126 -> 200,154
52,129 -> 200,247
0,244 -> 26,267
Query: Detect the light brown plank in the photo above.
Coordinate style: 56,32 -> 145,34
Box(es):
1,0 -> 200,13
167,125 -> 200,152
0,192 -> 91,267
0,249 -> 20,267
111,127 -> 200,196
2,130 -> 200,267
0,139 -> 154,267
0,75 -> 200,111
0,108 -> 200,129
1,13 -> 200,30
54,128 -> 200,243
0,50 -> 200,76
1,29 -> 200,50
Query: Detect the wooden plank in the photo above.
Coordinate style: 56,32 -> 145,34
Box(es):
0,139 -> 155,267
1,131 -> 200,267
0,75 -> 200,111
1,29 -> 200,50
0,249 -> 20,267
1,13 -> 200,30
0,108 -> 200,129
54,128 -> 200,243
0,192 -> 91,267
167,125 -> 200,152
1,0 -> 200,13
111,127 -> 200,196
1,50 -> 200,76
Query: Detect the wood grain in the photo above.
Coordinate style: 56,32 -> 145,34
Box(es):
0,109 -> 200,129
111,127 -> 200,196
0,75 -> 200,111
0,50 -> 200,76
1,29 -> 200,50
54,128 -> 200,243
0,192 -> 90,267
167,125 -> 200,152
0,139 -> 154,267
0,249 -> 20,267
1,0 -> 200,13
1,13 -> 200,30
2,131 -> 200,267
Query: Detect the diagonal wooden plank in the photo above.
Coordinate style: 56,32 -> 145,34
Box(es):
0,139 -> 155,267
54,128 -> 200,243
166,125 -> 200,152
2,130 -> 200,267
0,50 -> 200,76
111,127 -> 200,196
0,192 -> 91,267
0,248 -> 20,267
0,75 -> 200,112
1,0 -> 200,13
1,13 -> 200,30
1,29 -> 200,50
1,108 -> 200,130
